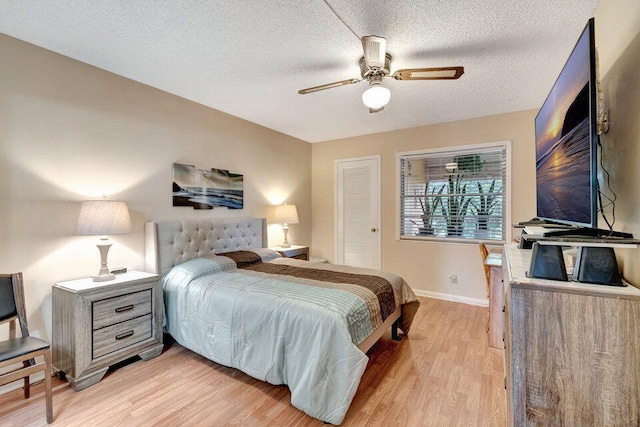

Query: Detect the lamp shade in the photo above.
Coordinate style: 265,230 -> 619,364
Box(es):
274,204 -> 299,225
75,200 -> 132,236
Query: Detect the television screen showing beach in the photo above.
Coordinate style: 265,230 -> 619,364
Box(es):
535,27 -> 592,225
173,163 -> 243,210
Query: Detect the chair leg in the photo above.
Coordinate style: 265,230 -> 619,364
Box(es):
22,360 -> 30,399
486,312 -> 490,333
44,349 -> 53,424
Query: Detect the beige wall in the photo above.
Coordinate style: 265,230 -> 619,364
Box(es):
595,0 -> 640,286
312,110 -> 537,301
0,34 -> 311,343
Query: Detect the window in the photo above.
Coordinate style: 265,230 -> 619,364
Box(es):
399,142 -> 509,242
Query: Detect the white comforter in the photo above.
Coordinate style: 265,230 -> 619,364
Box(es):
163,252 -> 417,424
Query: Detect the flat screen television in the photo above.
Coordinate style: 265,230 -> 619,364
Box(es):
535,18 -> 598,228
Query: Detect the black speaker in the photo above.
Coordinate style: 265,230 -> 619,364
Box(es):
526,243 -> 568,281
574,246 -> 624,286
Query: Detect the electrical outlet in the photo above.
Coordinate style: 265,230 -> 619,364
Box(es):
449,275 -> 458,285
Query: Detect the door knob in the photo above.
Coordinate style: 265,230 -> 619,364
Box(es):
371,227 -> 378,232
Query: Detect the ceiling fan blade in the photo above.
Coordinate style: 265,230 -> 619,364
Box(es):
361,36 -> 387,69
392,66 -> 464,80
298,78 -> 361,95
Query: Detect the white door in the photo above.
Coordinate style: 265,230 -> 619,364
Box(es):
335,156 -> 380,269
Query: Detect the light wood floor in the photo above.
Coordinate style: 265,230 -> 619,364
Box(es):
0,297 -> 506,426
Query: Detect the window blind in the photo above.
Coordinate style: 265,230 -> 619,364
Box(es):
400,145 -> 507,241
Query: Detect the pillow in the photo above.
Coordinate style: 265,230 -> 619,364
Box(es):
163,256 -> 236,285
250,248 -> 282,262
164,249 -> 280,285
215,249 -> 281,268
214,248 -> 281,265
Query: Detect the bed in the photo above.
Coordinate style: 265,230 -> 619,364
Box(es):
145,218 -> 420,425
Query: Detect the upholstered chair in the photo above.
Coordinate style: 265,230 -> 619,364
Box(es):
0,273 -> 53,423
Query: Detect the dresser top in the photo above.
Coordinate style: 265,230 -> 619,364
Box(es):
54,271 -> 159,292
505,244 -> 640,299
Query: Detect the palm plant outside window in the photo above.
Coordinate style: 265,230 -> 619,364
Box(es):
399,144 -> 508,241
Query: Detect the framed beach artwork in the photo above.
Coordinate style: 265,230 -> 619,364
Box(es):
172,163 -> 243,210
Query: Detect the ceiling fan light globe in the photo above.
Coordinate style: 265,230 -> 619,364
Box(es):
362,86 -> 391,109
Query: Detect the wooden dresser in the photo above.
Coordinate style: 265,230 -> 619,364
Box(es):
52,271 -> 164,391
504,244 -> 640,425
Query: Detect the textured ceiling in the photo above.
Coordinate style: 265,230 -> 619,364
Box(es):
0,0 -> 598,143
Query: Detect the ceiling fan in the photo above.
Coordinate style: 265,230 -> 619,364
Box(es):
298,36 -> 464,113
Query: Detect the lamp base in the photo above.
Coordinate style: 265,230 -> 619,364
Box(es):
93,273 -> 116,282
281,224 -> 291,248
93,240 -> 116,282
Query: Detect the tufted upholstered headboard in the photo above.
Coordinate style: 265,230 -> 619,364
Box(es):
144,218 -> 267,275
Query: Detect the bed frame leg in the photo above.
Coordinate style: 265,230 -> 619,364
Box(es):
391,318 -> 402,341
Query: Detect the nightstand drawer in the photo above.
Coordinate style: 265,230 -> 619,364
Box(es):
93,314 -> 152,359
93,290 -> 152,330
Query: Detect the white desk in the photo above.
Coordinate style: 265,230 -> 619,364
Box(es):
485,252 -> 503,349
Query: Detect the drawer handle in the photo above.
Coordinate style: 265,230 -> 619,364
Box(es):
115,331 -> 134,340
115,305 -> 134,313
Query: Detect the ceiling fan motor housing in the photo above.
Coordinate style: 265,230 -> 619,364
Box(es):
359,53 -> 392,79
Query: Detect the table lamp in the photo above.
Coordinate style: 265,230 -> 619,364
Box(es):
75,200 -> 132,282
274,204 -> 299,248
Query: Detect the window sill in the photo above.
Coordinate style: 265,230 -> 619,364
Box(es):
400,235 -> 506,245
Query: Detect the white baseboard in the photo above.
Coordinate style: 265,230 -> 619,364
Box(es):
413,289 -> 489,307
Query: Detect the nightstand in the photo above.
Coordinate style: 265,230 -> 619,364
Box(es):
52,271 -> 164,391
272,245 -> 309,260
